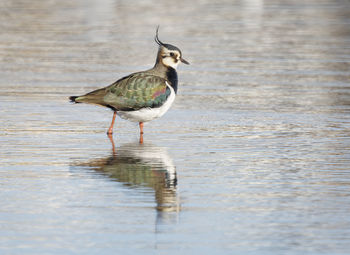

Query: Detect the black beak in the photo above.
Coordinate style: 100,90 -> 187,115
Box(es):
180,57 -> 190,65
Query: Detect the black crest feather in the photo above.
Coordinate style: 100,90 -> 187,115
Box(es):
155,26 -> 165,46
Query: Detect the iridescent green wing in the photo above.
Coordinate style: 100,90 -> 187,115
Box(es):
103,73 -> 171,111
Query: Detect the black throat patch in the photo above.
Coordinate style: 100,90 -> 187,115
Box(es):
166,67 -> 178,94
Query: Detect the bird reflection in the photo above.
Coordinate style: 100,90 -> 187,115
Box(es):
79,136 -> 180,213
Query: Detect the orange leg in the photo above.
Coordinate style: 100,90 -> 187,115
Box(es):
107,132 -> 116,156
107,111 -> 117,135
139,122 -> 144,144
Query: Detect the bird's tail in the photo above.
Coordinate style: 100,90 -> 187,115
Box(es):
68,88 -> 106,105
69,96 -> 79,103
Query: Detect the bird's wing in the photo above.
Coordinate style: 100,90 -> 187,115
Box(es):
103,73 -> 171,111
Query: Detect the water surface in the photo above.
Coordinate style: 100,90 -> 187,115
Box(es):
1,0 -> 350,254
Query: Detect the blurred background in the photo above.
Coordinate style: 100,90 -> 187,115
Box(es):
1,0 -> 350,254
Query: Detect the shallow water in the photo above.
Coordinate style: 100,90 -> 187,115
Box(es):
1,0 -> 350,254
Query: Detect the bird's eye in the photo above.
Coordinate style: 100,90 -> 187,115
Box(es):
170,52 -> 174,57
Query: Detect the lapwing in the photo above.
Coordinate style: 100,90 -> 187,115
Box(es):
69,27 -> 189,143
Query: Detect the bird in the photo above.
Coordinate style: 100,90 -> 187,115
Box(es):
69,27 -> 189,143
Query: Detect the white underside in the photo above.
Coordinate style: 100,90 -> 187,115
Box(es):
117,82 -> 176,123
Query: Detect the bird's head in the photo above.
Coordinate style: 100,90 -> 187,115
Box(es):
155,27 -> 189,69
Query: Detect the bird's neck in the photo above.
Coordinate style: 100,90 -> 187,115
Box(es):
152,60 -> 178,94
153,60 -> 169,76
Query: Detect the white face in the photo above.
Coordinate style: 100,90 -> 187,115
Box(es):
161,49 -> 181,69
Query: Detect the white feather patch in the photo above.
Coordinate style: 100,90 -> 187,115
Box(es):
162,56 -> 180,69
